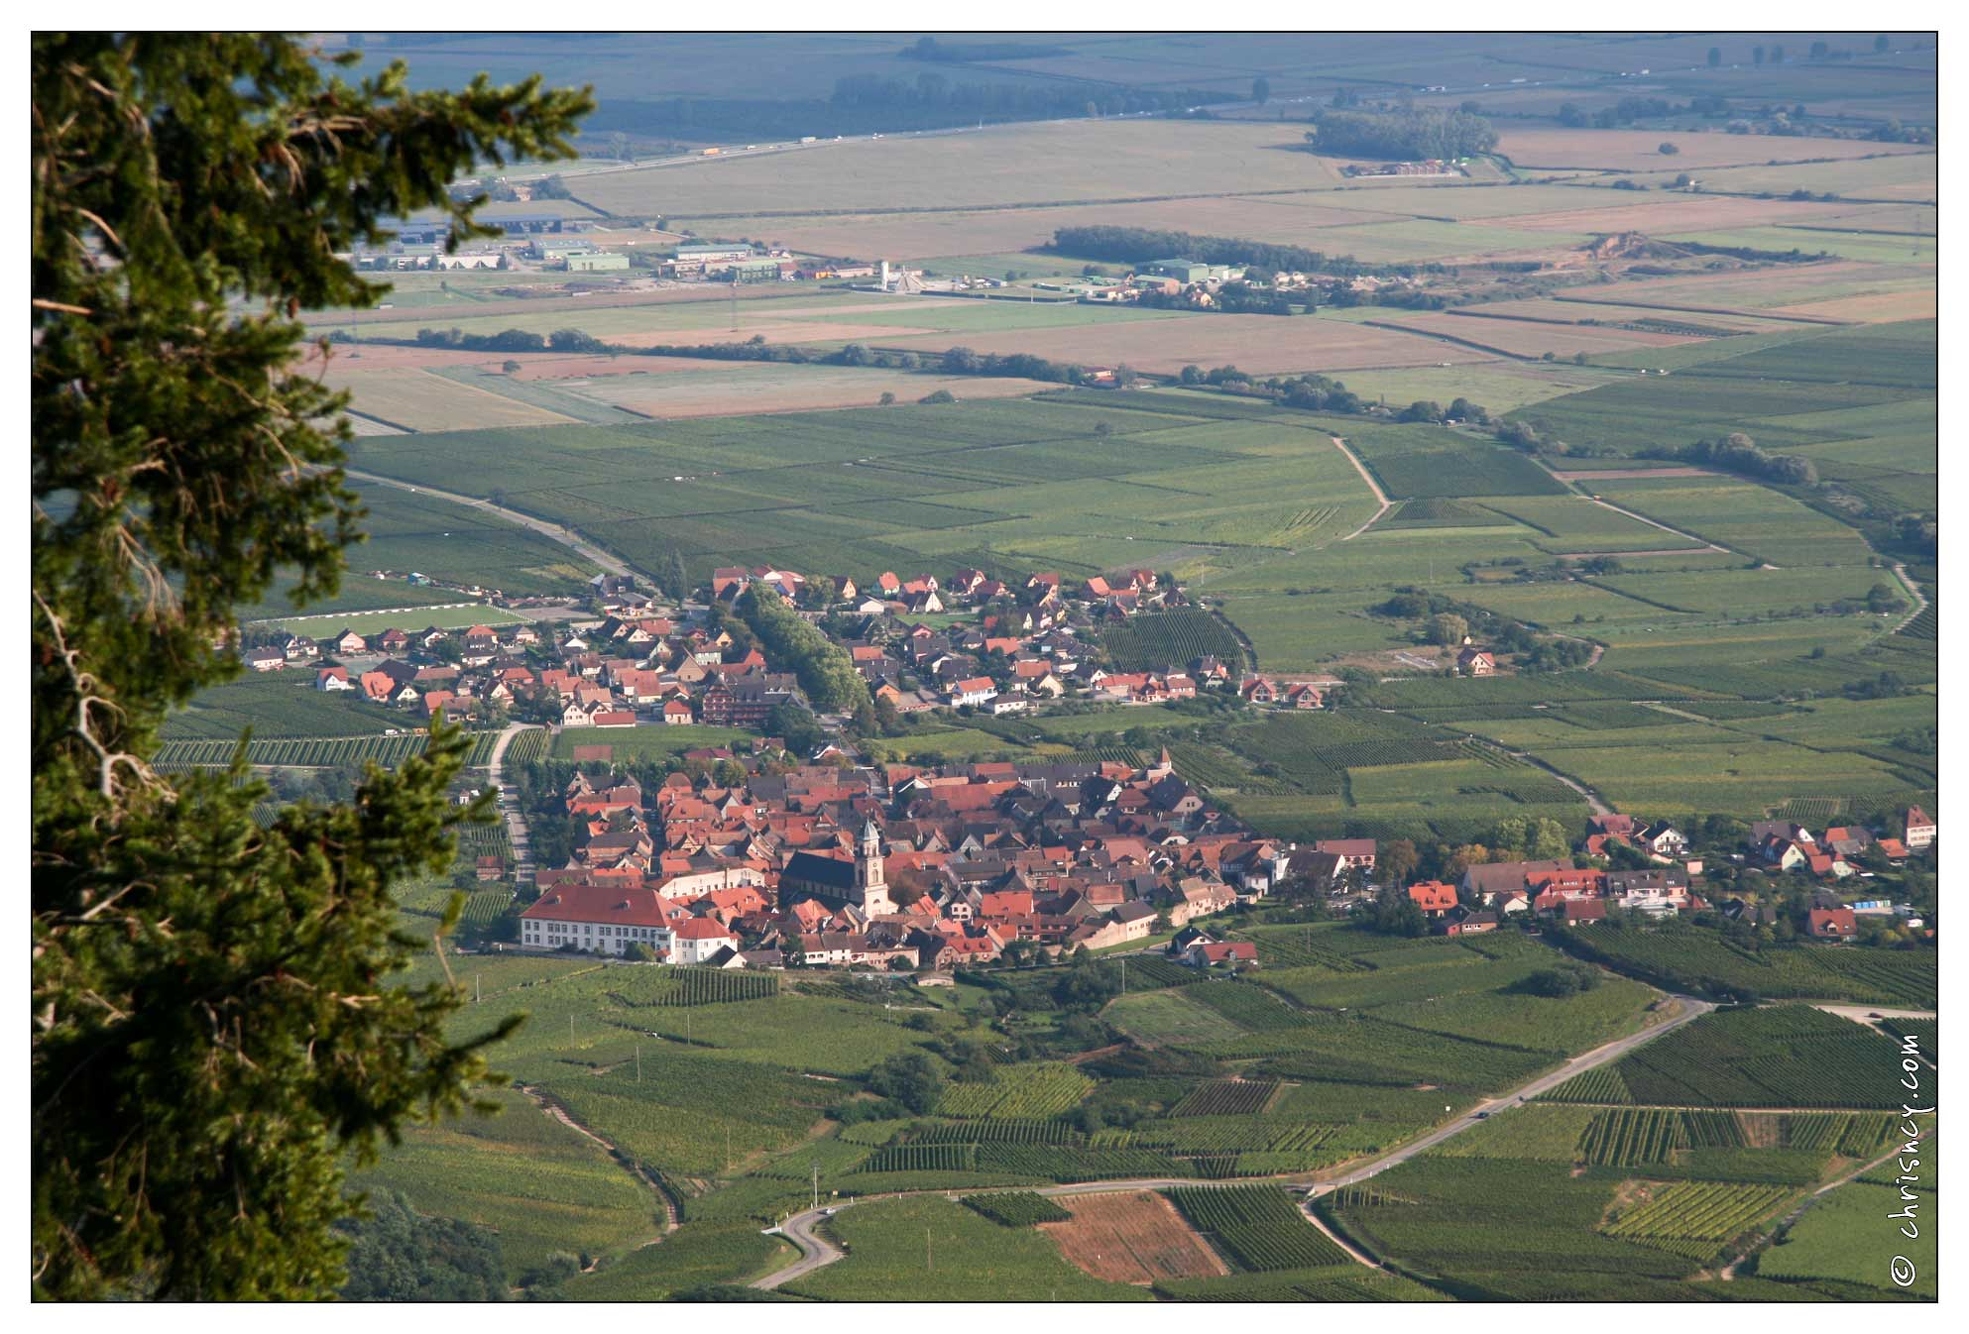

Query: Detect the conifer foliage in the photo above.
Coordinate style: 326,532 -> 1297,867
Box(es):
31,34 -> 590,1299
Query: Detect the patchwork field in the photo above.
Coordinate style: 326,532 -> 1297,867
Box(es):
1041,1191 -> 1228,1284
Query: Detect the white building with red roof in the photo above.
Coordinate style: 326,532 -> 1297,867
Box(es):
671,916 -> 738,964
519,883 -> 677,957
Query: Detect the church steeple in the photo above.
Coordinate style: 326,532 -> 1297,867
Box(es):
856,819 -> 885,892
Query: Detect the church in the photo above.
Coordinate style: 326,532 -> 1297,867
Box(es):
779,818 -> 894,917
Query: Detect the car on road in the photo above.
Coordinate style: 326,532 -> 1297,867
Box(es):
1474,1111 -> 1490,1119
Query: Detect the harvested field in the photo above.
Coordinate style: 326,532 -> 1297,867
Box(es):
1456,298 -> 1796,335
1386,311 -> 1701,358
1039,1191 -> 1229,1285
1546,261 -> 1931,315
1769,289 -> 1936,323
320,366 -> 580,430
1493,129 -> 1933,172
559,365 -> 1054,417
574,120 -> 1347,217
605,319 -> 949,347
311,280 -> 844,330
879,314 -> 1497,376
705,195 -> 1408,263
1482,194 -> 1858,235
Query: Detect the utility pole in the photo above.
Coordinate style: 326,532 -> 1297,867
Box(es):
635,1042 -> 642,1082
475,973 -> 481,1004
926,1227 -> 933,1272
812,1159 -> 820,1212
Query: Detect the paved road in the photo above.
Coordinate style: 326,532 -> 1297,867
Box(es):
1307,996 -> 1715,1197
753,1207 -> 845,1291
751,994 -> 1715,1290
345,468 -> 637,580
485,722 -> 544,886
1331,436 -> 1393,541
1889,561 -> 1928,633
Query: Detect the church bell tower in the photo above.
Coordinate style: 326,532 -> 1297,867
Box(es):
855,818 -> 893,915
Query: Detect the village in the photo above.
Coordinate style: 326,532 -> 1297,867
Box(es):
238,555 -> 1929,969
238,559 -> 1349,729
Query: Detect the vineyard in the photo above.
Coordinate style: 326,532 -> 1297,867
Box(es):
613,968 -> 782,1007
1171,1080 -> 1282,1117
1601,1181 -> 1793,1259
1101,610 -> 1245,674
960,1192 -> 1071,1228
912,1119 -> 1080,1146
1540,1065 -> 1634,1105
1578,1109 -> 1682,1166
501,726 -> 548,767
1611,1006 -> 1907,1110
1557,927 -> 1937,1008
153,730 -> 501,771
934,1063 -> 1094,1119
1186,981 -> 1317,1032
1164,1186 -> 1348,1271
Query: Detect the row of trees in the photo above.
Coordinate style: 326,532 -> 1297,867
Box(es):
1305,107 -> 1498,160
1641,431 -> 1819,486
1049,225 -> 1432,281
734,584 -> 871,714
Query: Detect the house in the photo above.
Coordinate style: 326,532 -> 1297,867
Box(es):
1808,907 -> 1858,941
475,855 -> 505,882
315,666 -> 353,692
662,698 -> 695,725
1314,839 -> 1376,873
1184,940 -> 1258,969
672,916 -> 740,964
947,676 -> 999,708
1636,821 -> 1688,859
1558,897 -> 1607,926
243,647 -> 287,672
519,883 -> 676,957
1406,880 -> 1459,917
1456,647 -> 1495,677
332,628 -> 368,655
1904,806 -> 1936,851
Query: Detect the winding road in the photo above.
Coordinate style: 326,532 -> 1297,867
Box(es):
749,993 -> 1715,1291
345,467 -> 638,580
1331,436 -> 1393,541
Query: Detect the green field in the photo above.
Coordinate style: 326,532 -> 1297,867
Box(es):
162,673 -> 413,739
1755,1181 -> 1937,1298
345,1087 -> 662,1283
781,1195 -> 1150,1301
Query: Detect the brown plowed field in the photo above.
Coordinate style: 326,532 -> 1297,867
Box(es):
879,314 -> 1495,376
1039,1191 -> 1228,1285
1494,129 -> 1933,172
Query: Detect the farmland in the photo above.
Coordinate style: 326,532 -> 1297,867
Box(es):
1040,1191 -> 1228,1284
781,1195 -> 1152,1301
181,33 -> 1942,1305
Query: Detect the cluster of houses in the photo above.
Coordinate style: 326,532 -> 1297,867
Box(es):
1740,812 -> 1927,879
717,562 -> 1285,715
517,747 -> 1290,970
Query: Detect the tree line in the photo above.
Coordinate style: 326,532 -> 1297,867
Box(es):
734,583 -> 871,714
1305,107 -> 1498,161
1050,224 -> 1432,280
